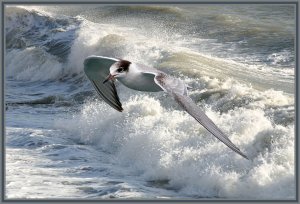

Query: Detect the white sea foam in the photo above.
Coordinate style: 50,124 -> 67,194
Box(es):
267,50 -> 293,66
56,79 -> 295,199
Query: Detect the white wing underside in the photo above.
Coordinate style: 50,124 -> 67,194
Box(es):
153,73 -> 249,159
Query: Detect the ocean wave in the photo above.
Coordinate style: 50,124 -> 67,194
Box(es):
64,19 -> 175,78
6,47 -> 64,81
54,59 -> 294,198
158,51 -> 294,94
79,5 -> 184,23
5,6 -> 80,61
5,6 -> 294,94
56,91 -> 294,199
5,5 -> 295,199
56,62 -> 294,199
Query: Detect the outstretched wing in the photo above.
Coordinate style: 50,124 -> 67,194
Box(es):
84,55 -> 123,112
154,73 -> 248,159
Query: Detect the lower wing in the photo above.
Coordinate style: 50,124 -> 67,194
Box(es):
84,56 -> 123,112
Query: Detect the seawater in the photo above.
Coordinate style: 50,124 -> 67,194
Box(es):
5,5 -> 295,199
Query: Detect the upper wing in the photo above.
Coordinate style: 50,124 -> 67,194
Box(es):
84,55 -> 123,112
154,74 -> 248,159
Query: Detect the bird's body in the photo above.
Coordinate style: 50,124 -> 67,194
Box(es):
117,63 -> 163,92
84,55 -> 249,160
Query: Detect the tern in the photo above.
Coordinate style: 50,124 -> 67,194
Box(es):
84,55 -> 249,159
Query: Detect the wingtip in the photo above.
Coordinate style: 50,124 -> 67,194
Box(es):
240,152 -> 250,160
236,148 -> 249,160
116,106 -> 124,112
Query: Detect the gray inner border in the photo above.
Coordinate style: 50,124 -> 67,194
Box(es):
0,0 -> 299,203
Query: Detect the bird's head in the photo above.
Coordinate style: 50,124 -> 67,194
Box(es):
103,59 -> 131,84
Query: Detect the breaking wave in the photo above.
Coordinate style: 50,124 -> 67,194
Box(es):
5,5 -> 295,199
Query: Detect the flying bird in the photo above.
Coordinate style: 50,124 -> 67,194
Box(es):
84,55 -> 249,159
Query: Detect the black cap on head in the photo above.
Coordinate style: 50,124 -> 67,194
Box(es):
118,60 -> 131,72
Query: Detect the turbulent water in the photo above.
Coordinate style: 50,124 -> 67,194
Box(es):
5,4 -> 295,199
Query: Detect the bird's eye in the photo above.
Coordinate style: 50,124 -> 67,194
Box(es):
117,67 -> 124,72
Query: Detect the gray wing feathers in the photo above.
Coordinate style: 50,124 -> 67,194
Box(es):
90,79 -> 123,112
173,93 -> 248,159
154,74 -> 248,159
84,56 -> 123,112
